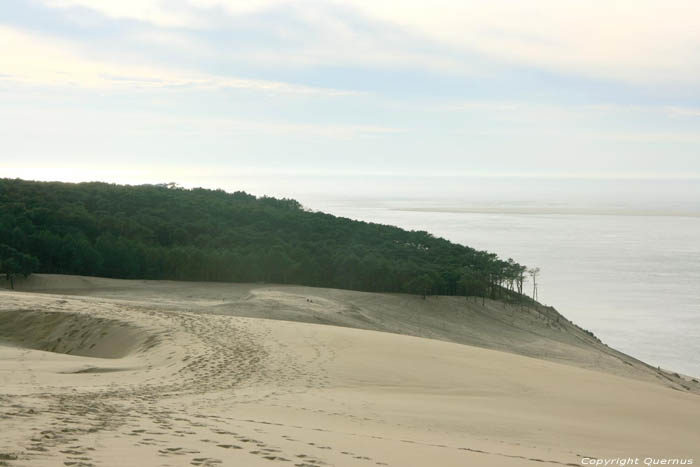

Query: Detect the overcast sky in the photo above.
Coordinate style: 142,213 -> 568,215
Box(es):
2,0 -> 700,187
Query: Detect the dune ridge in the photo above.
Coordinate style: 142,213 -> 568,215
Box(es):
1,274 -> 699,466
7,274 -> 696,391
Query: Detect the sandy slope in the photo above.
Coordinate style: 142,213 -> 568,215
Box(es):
9,274 -> 697,391
1,275 -> 699,466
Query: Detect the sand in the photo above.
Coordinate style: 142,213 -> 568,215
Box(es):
1,275 -> 699,466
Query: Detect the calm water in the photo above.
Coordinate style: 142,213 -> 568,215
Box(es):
265,176 -> 700,377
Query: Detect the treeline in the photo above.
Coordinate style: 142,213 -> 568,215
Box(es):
0,178 -> 530,299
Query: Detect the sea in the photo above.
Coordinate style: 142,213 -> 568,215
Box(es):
230,174 -> 700,377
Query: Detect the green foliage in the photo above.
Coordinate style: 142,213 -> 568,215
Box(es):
0,178 -> 528,298
406,273 -> 433,298
0,242 -> 40,288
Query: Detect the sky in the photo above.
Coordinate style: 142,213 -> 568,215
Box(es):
2,0 -> 700,191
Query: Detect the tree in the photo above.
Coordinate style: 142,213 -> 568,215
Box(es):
0,244 -> 39,289
516,264 -> 527,296
0,178 -> 531,301
458,267 -> 486,300
406,274 -> 433,299
528,267 -> 540,301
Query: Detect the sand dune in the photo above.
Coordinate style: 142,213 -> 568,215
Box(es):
9,274 -> 696,392
1,275 -> 699,466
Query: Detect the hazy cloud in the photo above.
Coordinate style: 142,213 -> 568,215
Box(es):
0,26 -> 358,95
36,0 -> 700,85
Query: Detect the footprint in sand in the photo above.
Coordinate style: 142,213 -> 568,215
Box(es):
190,457 -> 222,466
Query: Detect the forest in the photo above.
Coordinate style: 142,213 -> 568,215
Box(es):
0,178 -> 532,300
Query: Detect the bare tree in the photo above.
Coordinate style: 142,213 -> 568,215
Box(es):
528,267 -> 540,301
516,265 -> 527,296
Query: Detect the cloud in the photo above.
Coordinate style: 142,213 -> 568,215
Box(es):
434,101 -> 521,112
38,0 -> 295,28
345,0 -> 700,85
37,0 -> 700,86
436,100 -> 700,122
39,0 -> 201,27
116,4 -> 481,77
1,105 -> 401,141
665,106 -> 700,118
134,113 -> 402,139
0,26 -> 357,95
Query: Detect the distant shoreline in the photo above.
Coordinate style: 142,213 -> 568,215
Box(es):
392,207 -> 700,218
